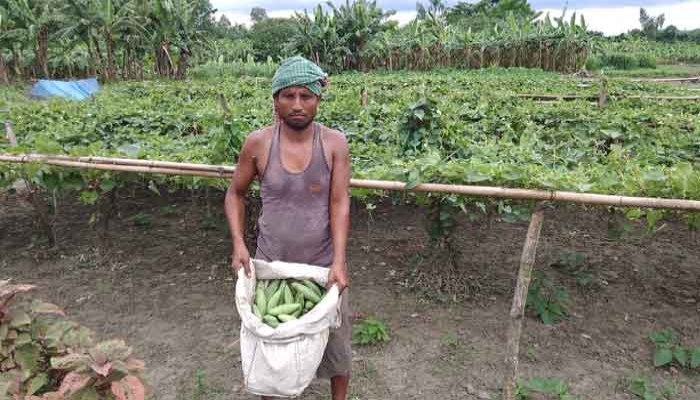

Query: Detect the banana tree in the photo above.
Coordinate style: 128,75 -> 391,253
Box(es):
329,0 -> 392,71
148,0 -> 209,79
0,7 -> 12,83
6,0 -> 57,79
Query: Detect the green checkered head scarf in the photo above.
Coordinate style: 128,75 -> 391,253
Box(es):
271,56 -> 328,97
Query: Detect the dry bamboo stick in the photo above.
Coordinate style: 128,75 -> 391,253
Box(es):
502,209 -> 545,400
631,76 -> 700,83
625,95 -> 700,100
2,154 -> 700,211
518,93 -> 700,101
25,154 -> 235,173
351,178 -> 700,211
0,156 -> 227,178
517,94 -> 595,101
4,121 -> 17,146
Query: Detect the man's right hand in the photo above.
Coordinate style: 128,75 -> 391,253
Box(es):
231,244 -> 251,278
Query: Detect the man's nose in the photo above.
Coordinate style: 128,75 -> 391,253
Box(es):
292,96 -> 303,110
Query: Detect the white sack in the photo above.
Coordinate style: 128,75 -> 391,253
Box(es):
235,258 -> 341,397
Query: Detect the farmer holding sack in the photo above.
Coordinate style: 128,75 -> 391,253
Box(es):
225,56 -> 352,399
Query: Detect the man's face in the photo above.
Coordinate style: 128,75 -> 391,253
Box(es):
274,86 -> 320,130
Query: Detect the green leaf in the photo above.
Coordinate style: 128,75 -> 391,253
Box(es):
27,373 -> 48,395
51,353 -> 90,370
649,329 -> 676,345
31,300 -> 66,316
9,311 -> 31,327
642,170 -> 666,183
405,170 -> 421,190
674,347 -> 688,367
15,343 -> 40,379
74,387 -> 100,400
690,348 -> 700,369
99,179 -> 117,192
601,129 -> 623,139
80,190 -> 99,205
654,348 -> 673,367
15,333 -> 32,345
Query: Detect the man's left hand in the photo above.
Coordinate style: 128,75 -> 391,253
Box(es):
327,262 -> 349,293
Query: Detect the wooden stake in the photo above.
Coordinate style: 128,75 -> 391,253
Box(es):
4,123 -> 55,246
218,93 -> 230,115
4,121 -> 17,146
502,209 -> 545,400
361,87 -> 368,106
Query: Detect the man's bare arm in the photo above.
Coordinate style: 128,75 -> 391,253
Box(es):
224,133 -> 260,277
327,131 -> 351,291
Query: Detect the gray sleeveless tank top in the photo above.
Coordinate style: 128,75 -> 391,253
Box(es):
255,122 -> 334,267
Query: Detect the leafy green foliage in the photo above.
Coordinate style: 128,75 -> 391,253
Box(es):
0,280 -> 146,399
526,276 -> 571,325
648,328 -> 700,370
1,68 -> 700,245
586,53 -> 656,71
628,376 -> 677,400
352,317 -> 390,346
516,377 -> 579,400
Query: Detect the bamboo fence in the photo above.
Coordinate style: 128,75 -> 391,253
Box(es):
2,153 -> 700,211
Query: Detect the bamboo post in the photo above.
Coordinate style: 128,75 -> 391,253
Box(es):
4,123 -> 55,247
217,93 -> 230,115
502,208 -> 545,400
360,87 -> 368,106
4,121 -> 17,146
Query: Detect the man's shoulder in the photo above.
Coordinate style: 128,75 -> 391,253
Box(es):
247,125 -> 274,141
243,125 -> 274,150
318,123 -> 348,149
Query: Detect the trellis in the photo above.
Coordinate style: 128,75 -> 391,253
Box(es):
2,151 -> 700,399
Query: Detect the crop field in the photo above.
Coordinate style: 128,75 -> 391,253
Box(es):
2,67 -> 700,400
3,69 -> 700,206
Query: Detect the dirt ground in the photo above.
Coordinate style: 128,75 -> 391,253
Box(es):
1,188 -> 699,400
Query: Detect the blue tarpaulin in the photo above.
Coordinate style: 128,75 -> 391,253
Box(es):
30,78 -> 101,101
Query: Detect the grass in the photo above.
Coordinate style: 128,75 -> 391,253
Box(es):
176,369 -> 226,400
598,64 -> 700,78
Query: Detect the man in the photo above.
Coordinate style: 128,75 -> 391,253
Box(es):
224,56 -> 352,400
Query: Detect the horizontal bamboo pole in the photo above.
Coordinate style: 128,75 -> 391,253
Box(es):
2,153 -> 700,211
26,154 -> 235,174
0,155 -> 228,178
517,93 -> 700,101
631,76 -> 700,83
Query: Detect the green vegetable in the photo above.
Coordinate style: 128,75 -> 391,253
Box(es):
267,286 -> 284,310
278,314 -> 297,322
303,279 -> 323,298
253,304 -> 263,319
255,286 -> 267,316
283,282 -> 294,305
263,315 -> 280,328
268,303 -> 301,316
265,279 -> 281,299
291,282 -> 321,303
